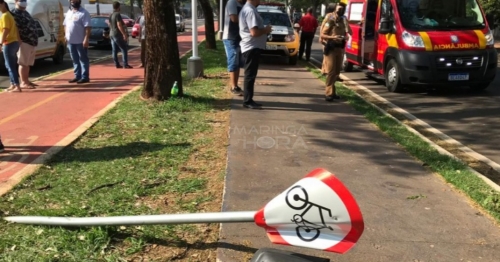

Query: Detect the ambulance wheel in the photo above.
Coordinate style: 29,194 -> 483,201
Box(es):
385,59 -> 404,93
342,53 -> 353,72
52,46 -> 65,65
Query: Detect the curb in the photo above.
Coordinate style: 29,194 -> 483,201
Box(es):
307,57 -> 500,193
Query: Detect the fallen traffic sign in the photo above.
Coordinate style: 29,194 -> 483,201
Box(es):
3,168 -> 364,254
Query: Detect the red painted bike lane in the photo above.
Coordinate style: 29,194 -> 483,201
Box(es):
0,25 -> 214,195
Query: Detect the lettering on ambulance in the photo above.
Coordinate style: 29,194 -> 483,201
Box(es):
433,43 -> 480,50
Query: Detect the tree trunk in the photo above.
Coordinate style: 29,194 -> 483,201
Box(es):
199,0 -> 217,49
141,0 -> 183,101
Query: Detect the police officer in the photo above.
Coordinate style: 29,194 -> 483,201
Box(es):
319,3 -> 336,75
320,2 -> 351,101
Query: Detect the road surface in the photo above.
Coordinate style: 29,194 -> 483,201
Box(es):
310,32 -> 500,170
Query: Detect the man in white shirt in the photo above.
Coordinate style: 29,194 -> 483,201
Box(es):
239,0 -> 272,109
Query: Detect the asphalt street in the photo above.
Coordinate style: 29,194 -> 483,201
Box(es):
310,33 -> 500,167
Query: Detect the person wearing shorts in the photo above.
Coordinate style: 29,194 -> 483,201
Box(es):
222,0 -> 245,95
12,0 -> 38,89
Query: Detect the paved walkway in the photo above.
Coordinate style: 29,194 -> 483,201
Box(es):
217,63 -> 500,261
0,26 -> 211,195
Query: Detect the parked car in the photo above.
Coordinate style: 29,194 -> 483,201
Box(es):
121,14 -> 135,27
257,7 -> 299,65
131,15 -> 142,38
0,0 -> 66,67
176,14 -> 185,32
89,16 -> 111,48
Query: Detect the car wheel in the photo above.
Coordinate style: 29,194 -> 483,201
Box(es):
385,58 -> 404,93
52,45 -> 65,64
289,55 -> 298,65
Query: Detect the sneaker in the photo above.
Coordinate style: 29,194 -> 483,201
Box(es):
0,139 -> 4,153
68,78 -> 79,83
231,86 -> 243,96
77,79 -> 90,84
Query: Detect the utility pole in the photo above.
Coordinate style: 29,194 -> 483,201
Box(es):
96,0 -> 100,15
187,0 -> 203,78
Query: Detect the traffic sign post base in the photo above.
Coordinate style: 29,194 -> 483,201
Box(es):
187,56 -> 204,79
250,248 -> 329,262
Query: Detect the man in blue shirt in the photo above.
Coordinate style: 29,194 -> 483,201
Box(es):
64,0 -> 91,84
222,0 -> 245,95
239,0 -> 272,109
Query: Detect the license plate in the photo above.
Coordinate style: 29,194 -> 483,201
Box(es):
448,73 -> 469,81
266,45 -> 277,50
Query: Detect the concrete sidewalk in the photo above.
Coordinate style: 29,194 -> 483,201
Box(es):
217,63 -> 500,261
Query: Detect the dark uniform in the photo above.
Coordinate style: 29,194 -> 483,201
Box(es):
321,13 -> 351,98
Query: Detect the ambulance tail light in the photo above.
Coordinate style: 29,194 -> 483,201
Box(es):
485,31 -> 495,48
401,30 -> 425,49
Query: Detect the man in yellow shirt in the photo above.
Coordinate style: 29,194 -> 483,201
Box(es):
0,0 -> 21,92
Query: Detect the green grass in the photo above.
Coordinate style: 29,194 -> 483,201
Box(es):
303,63 -> 500,223
0,41 -> 229,261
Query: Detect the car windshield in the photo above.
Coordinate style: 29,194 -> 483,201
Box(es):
121,14 -> 130,20
259,12 -> 291,27
396,0 -> 485,31
91,17 -> 109,28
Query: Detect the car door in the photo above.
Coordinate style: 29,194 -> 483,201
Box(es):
345,0 -> 365,66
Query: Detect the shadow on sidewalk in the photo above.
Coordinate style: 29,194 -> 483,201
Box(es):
14,75 -> 144,93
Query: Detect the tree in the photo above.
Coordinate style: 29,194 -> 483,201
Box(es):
199,0 -> 217,49
141,0 -> 183,100
289,0 -> 330,17
479,0 -> 500,25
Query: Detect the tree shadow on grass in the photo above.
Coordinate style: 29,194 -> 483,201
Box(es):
1,142 -> 191,165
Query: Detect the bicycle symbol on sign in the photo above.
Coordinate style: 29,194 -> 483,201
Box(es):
285,185 -> 335,242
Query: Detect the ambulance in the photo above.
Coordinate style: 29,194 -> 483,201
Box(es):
1,0 -> 66,66
342,0 -> 497,92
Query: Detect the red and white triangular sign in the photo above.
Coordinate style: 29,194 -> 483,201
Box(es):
254,168 -> 364,254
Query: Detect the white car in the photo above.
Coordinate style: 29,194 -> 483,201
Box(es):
176,14 -> 185,32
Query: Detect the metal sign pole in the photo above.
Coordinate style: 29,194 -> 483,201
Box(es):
4,211 -> 255,226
